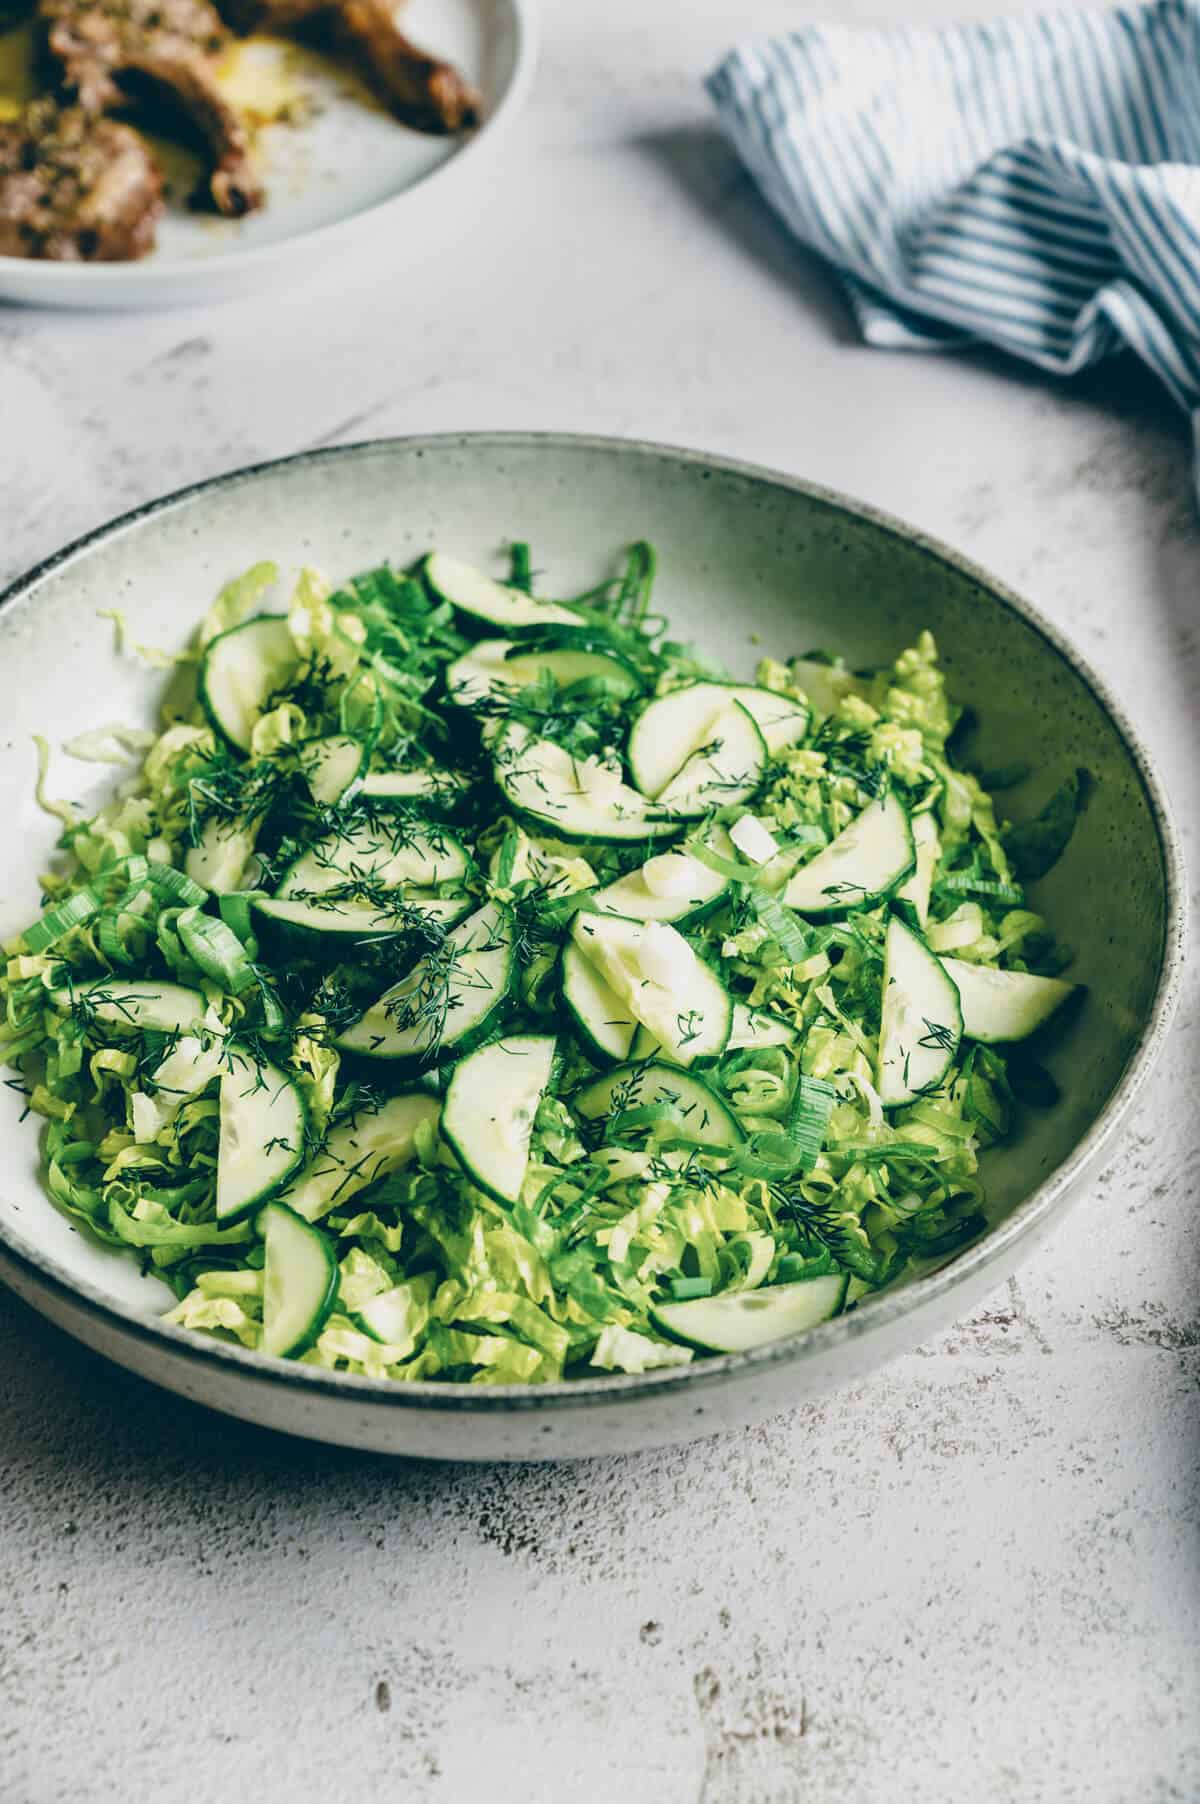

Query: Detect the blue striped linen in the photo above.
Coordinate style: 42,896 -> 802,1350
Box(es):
707,2 -> 1200,462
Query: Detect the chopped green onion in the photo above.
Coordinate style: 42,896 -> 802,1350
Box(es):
752,894 -> 811,962
731,1132 -> 806,1178
22,890 -> 99,953
668,1275 -> 714,1301
787,1076 -> 838,1171
938,873 -> 1025,905
837,1141 -> 940,1164
175,907 -> 258,995
148,865 -> 209,908
96,908 -> 143,970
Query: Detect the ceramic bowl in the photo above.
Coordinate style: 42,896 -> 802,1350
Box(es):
0,435 -> 1185,1458
0,0 -> 535,310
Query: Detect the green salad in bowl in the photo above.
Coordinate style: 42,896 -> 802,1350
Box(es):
0,541 -> 1085,1384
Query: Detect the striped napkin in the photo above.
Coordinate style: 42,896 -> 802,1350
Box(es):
708,2 -> 1200,464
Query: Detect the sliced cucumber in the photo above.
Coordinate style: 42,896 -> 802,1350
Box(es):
441,1033 -> 557,1204
425,553 -> 583,636
492,724 -> 680,844
277,1091 -> 440,1223
654,703 -> 767,819
300,735 -> 367,808
50,978 -> 208,1034
278,816 -> 470,897
651,1273 -> 849,1352
353,1277 -> 432,1352
216,1050 -> 307,1222
199,615 -> 299,753
789,659 -> 868,720
895,809 -> 940,929
569,912 -> 731,1066
728,1002 -> 798,1050
573,1060 -> 744,1149
939,958 -> 1078,1044
185,815 -> 259,894
783,791 -> 915,918
359,768 -> 468,809
592,830 -> 734,926
627,681 -> 809,799
334,900 -> 515,1063
877,914 -> 964,1107
560,939 -> 637,1064
259,1202 -> 339,1359
255,891 -> 471,939
446,638 -> 640,709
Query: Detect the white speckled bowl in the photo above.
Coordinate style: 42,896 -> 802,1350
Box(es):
0,435 -> 1185,1459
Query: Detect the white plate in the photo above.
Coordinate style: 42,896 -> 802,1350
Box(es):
0,0 -> 533,308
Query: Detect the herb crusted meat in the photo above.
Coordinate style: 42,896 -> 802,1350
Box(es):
0,97 -> 163,259
38,0 -> 263,214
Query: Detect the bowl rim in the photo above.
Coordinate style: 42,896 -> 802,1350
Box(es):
0,430 -> 1187,1417
0,0 -> 537,296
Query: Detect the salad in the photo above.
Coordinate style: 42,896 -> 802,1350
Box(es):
0,544 -> 1086,1383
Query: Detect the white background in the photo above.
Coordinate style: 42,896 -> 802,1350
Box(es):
1,3 -> 1197,1799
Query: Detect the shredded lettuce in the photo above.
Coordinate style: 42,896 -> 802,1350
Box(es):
0,551 -> 1076,1383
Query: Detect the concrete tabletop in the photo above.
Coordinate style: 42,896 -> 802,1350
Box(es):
1,3 -> 1197,1799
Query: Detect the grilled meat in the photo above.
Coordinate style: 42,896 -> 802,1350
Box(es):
336,0 -> 477,133
38,0 -> 263,213
0,96 -> 163,257
217,0 -> 478,133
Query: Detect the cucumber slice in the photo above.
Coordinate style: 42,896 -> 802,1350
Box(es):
216,1051 -> 307,1222
446,638 -> 641,708
895,809 -> 940,929
50,978 -> 208,1034
789,659 -> 868,720
877,914 -> 964,1106
591,830 -> 734,926
573,1060 -> 744,1149
783,791 -> 915,917
259,1202 -> 339,1359
627,681 -> 809,799
441,1033 -> 557,1204
353,1278 -> 432,1352
728,1002 -> 797,1050
278,816 -> 470,897
492,724 -> 680,844
654,703 -> 767,819
425,553 -> 583,636
569,912 -> 731,1066
300,735 -> 367,808
334,900 -> 515,1063
254,891 -> 472,939
560,939 -> 637,1064
651,1273 -> 849,1352
277,1091 -> 440,1222
939,958 -> 1078,1044
359,768 -> 469,809
199,615 -> 299,753
185,816 -> 259,894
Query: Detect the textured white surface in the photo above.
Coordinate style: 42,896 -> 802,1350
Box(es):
1,2 -> 1198,1800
